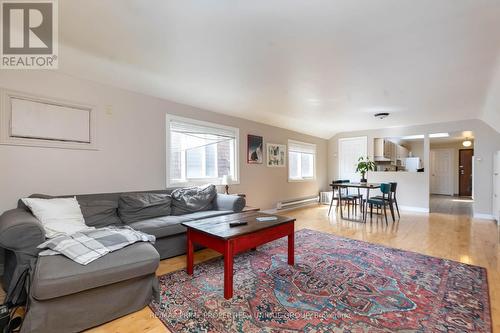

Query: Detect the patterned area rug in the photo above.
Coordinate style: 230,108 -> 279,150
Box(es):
150,229 -> 491,332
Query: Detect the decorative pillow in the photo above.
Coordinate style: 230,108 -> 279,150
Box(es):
78,200 -> 122,228
21,197 -> 93,238
171,184 -> 217,216
118,193 -> 172,224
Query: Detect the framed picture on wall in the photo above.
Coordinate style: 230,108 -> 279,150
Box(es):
266,143 -> 286,167
247,134 -> 263,164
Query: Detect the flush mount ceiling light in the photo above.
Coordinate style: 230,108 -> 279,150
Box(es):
429,132 -> 449,138
374,112 -> 389,119
402,134 -> 425,140
462,138 -> 472,147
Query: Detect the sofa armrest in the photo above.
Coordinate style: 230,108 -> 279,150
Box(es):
213,194 -> 246,212
0,208 -> 45,253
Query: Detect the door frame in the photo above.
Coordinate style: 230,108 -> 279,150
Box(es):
494,150 -> 500,222
338,136 -> 367,181
430,148 -> 454,196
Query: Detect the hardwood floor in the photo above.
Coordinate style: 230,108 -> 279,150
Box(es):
88,204 -> 500,332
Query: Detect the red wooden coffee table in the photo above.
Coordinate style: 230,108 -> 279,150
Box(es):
182,211 -> 295,299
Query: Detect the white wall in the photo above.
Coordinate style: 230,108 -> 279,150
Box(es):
328,120 -> 500,215
0,71 -> 328,213
406,140 -> 425,160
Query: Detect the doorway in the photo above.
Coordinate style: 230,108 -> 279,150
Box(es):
429,131 -> 474,215
430,149 -> 454,195
338,136 -> 367,182
458,149 -> 473,197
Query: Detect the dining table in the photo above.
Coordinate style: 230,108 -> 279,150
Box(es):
334,182 -> 381,222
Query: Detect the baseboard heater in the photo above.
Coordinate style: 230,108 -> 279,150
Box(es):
276,195 -> 319,210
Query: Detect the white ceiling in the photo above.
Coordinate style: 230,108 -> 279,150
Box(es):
58,0 -> 500,139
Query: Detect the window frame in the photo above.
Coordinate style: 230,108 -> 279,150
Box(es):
166,114 -> 240,187
287,139 -> 316,182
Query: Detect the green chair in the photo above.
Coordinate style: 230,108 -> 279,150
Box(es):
367,183 -> 394,225
372,182 -> 400,219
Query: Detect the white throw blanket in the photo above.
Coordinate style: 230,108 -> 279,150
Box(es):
38,226 -> 155,265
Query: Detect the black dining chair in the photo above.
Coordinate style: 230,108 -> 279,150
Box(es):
372,182 -> 400,219
328,180 -> 357,217
344,181 -> 364,216
367,183 -> 394,225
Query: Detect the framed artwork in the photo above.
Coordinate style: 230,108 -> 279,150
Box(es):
247,134 -> 263,164
266,143 -> 286,167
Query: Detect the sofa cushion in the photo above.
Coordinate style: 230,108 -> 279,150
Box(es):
31,242 -> 159,301
79,200 -> 122,228
171,185 -> 217,215
128,215 -> 193,238
181,210 -> 233,220
118,193 -> 171,224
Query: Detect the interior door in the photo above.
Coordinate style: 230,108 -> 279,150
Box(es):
459,149 -> 473,197
430,149 -> 453,195
338,137 -> 367,182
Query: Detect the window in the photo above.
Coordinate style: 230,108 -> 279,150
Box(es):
166,115 -> 239,186
288,140 -> 316,181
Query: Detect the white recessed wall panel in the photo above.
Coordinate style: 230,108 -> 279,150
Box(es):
10,98 -> 91,143
0,89 -> 97,150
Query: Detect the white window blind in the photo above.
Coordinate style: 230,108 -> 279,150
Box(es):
167,116 -> 239,186
288,140 -> 316,181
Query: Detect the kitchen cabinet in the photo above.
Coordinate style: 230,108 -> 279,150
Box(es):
396,145 -> 409,160
374,138 -> 393,161
374,138 -> 408,162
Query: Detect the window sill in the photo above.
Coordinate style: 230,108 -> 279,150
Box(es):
288,178 -> 315,183
168,179 -> 241,187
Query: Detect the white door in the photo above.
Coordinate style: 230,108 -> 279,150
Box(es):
494,151 -> 500,222
430,149 -> 454,195
338,137 -> 367,182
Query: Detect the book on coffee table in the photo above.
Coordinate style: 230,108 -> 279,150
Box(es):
256,216 -> 278,222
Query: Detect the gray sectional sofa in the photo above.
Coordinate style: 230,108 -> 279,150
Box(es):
0,187 -> 246,333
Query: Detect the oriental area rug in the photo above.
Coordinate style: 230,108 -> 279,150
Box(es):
150,229 -> 491,332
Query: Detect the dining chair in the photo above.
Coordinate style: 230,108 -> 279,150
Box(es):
372,182 -> 400,219
367,183 -> 394,225
328,180 -> 356,217
344,180 -> 364,216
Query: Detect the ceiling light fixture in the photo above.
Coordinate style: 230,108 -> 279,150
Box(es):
402,134 -> 424,140
462,138 -> 472,147
429,132 -> 449,138
374,112 -> 389,119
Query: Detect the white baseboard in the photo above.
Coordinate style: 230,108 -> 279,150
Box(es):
399,205 -> 429,213
473,213 -> 495,220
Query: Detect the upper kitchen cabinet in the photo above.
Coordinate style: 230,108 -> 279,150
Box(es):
372,136 -> 424,172
374,138 -> 393,161
397,145 -> 409,160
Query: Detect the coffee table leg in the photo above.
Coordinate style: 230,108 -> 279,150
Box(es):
224,240 -> 234,299
186,229 -> 193,275
288,231 -> 295,266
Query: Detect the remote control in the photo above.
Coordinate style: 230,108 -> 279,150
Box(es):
229,221 -> 248,227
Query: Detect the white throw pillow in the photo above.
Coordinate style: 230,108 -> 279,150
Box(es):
21,197 -> 94,238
